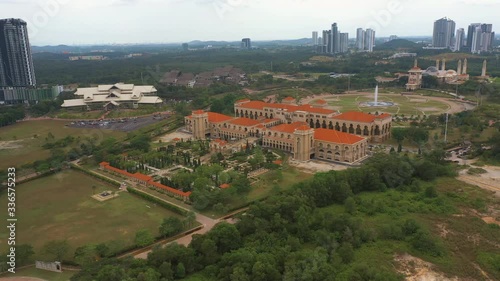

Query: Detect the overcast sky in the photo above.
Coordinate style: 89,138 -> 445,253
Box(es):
1,0 -> 499,45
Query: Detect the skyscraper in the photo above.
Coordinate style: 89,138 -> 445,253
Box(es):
331,23 -> 339,54
454,28 -> 464,52
468,23 -> 495,53
241,38 -> 251,49
0,18 -> 36,88
356,28 -> 365,50
432,17 -> 455,48
364,29 -> 375,52
312,31 -> 318,45
322,30 -> 329,53
339,33 -> 349,53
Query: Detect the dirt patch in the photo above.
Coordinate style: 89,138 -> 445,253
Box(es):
482,217 -> 500,226
157,130 -> 193,143
417,107 -> 441,112
457,164 -> 500,197
289,159 -> 349,173
409,99 -> 428,103
0,140 -> 24,150
437,223 -> 450,238
395,253 -> 460,281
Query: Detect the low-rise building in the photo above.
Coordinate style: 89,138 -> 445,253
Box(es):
61,83 -> 162,110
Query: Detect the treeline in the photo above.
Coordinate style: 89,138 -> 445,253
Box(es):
0,106 -> 25,127
70,152 -> 458,281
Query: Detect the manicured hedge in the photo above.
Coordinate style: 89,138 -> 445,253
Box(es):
127,187 -> 188,216
70,164 -> 121,187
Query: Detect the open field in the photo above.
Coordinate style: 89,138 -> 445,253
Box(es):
0,120 -> 125,170
321,93 -> 451,116
0,266 -> 75,281
0,170 -> 183,260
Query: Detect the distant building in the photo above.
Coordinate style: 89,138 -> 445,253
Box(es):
331,23 -> 340,53
69,55 -> 105,61
61,83 -> 162,110
468,23 -> 495,53
364,29 -> 376,52
432,17 -> 455,48
241,38 -> 251,49
339,33 -> 349,53
356,28 -> 365,50
0,18 -> 36,88
454,28 -> 465,52
406,59 -> 423,91
312,31 -> 318,45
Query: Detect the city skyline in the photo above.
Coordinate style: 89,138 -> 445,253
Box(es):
1,0 -> 500,45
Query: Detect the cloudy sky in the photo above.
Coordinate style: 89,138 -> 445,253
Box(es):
1,0 -> 499,45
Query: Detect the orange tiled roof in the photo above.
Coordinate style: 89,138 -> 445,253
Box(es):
214,139 -> 227,145
219,183 -> 230,189
207,112 -> 234,123
193,110 -> 205,114
296,125 -> 311,131
333,112 -> 391,123
314,128 -> 365,145
273,160 -> 283,165
283,96 -> 295,101
268,122 -> 308,134
236,99 -> 250,103
315,99 -> 327,104
149,181 -> 191,197
237,101 -> 335,115
228,117 -> 261,127
132,172 -> 153,182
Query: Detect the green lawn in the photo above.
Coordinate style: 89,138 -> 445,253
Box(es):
0,170 -> 184,261
328,93 -> 450,116
0,266 -> 75,281
0,120 -> 125,170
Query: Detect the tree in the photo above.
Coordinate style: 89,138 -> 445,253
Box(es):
159,217 -> 184,238
16,244 -> 34,266
135,229 -> 154,247
42,240 -> 70,261
344,197 -> 357,214
96,265 -> 127,281
159,262 -> 174,281
74,245 -> 97,266
338,242 -> 354,264
185,211 -> 197,228
175,262 -> 186,279
95,243 -> 110,258
232,175 -> 251,194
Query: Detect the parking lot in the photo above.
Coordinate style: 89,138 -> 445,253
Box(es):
66,115 -> 169,132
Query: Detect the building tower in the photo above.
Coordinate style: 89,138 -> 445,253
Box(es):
293,125 -> 314,162
454,28 -> 464,51
331,23 -> 339,54
356,28 -> 365,50
191,110 -> 208,140
406,59 -> 423,91
241,38 -> 251,49
432,17 -> 455,48
463,58 -> 468,74
436,59 -> 440,68
364,29 -> 375,52
312,31 -> 318,46
0,18 -> 36,87
457,60 -> 462,75
482,60 -> 487,77
441,59 -> 446,71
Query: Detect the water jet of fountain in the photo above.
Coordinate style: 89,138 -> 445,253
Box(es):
374,85 -> 378,106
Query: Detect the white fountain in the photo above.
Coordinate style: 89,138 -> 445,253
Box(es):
359,85 -> 395,107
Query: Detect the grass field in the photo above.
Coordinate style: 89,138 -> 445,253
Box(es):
324,93 -> 450,116
0,170 -> 184,261
0,120 -> 126,171
0,266 -> 75,281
